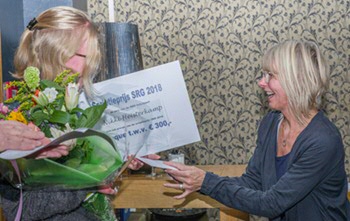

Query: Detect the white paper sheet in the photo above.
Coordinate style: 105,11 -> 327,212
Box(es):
79,61 -> 201,159
0,128 -> 115,160
137,157 -> 178,170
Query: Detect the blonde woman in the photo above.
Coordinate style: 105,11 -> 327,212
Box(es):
13,6 -> 100,98
164,40 -> 349,220
1,6 -> 149,220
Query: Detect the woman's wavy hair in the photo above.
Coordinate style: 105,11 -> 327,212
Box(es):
13,6 -> 101,97
262,40 -> 330,125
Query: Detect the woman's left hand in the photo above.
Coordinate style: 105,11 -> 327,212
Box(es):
26,122 -> 70,159
97,154 -> 162,195
34,144 -> 70,159
163,161 -> 206,199
127,154 -> 161,170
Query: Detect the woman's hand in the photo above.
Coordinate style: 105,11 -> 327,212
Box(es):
27,122 -> 70,159
96,154 -> 161,196
127,154 -> 161,170
34,144 -> 70,159
98,185 -> 117,195
163,161 -> 206,199
0,121 -> 45,152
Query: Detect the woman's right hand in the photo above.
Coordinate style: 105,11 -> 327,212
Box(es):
163,161 -> 206,199
0,120 -> 46,152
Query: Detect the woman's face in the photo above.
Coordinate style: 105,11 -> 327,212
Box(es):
65,37 -> 87,76
258,70 -> 289,112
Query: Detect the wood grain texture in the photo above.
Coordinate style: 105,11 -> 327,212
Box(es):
112,164 -> 249,221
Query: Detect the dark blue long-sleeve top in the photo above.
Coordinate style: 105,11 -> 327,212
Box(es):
200,111 -> 349,220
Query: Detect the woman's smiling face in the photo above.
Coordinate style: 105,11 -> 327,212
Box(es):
258,70 -> 289,112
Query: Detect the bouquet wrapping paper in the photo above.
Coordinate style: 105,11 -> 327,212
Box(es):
0,128 -> 123,190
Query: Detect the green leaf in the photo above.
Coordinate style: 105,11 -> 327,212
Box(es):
70,107 -> 85,114
55,138 -> 92,165
40,124 -> 53,137
63,158 -> 82,168
54,96 -> 65,110
69,114 -> 79,129
31,111 -> 50,125
40,80 -> 65,91
30,104 -> 44,113
77,101 -> 107,128
49,110 -> 70,124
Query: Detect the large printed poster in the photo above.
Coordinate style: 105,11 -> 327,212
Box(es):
79,61 -> 200,159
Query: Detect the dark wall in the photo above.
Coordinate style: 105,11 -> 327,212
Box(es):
0,0 -> 86,82
0,0 -> 24,81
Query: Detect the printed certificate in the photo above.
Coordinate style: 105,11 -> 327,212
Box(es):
79,61 -> 200,159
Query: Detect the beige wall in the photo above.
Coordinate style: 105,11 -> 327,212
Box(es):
88,0 -> 350,177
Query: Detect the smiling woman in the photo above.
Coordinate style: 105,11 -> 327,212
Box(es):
163,40 -> 349,221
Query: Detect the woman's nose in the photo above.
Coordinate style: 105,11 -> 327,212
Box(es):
257,77 -> 266,88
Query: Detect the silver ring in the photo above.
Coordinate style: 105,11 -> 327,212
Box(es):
179,183 -> 184,190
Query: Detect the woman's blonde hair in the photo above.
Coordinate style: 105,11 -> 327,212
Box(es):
262,40 -> 329,125
13,6 -> 101,96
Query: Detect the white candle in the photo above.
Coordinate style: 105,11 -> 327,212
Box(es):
108,0 -> 115,22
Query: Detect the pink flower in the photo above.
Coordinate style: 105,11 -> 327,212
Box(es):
0,103 -> 9,115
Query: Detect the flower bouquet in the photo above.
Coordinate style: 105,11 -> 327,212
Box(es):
0,67 -> 124,220
0,66 -> 123,189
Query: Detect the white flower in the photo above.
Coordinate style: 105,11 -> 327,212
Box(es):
65,83 -> 80,111
50,124 -> 76,151
32,92 -> 49,106
42,88 -> 58,103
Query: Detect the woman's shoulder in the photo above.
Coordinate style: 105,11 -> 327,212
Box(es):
309,111 -> 342,139
303,111 -> 343,152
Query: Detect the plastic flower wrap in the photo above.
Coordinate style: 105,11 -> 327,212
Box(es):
0,66 -> 123,190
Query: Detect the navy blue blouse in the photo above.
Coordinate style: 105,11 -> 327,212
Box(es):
201,111 -> 349,220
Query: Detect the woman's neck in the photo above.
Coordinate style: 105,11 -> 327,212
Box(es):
277,109 -> 318,156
